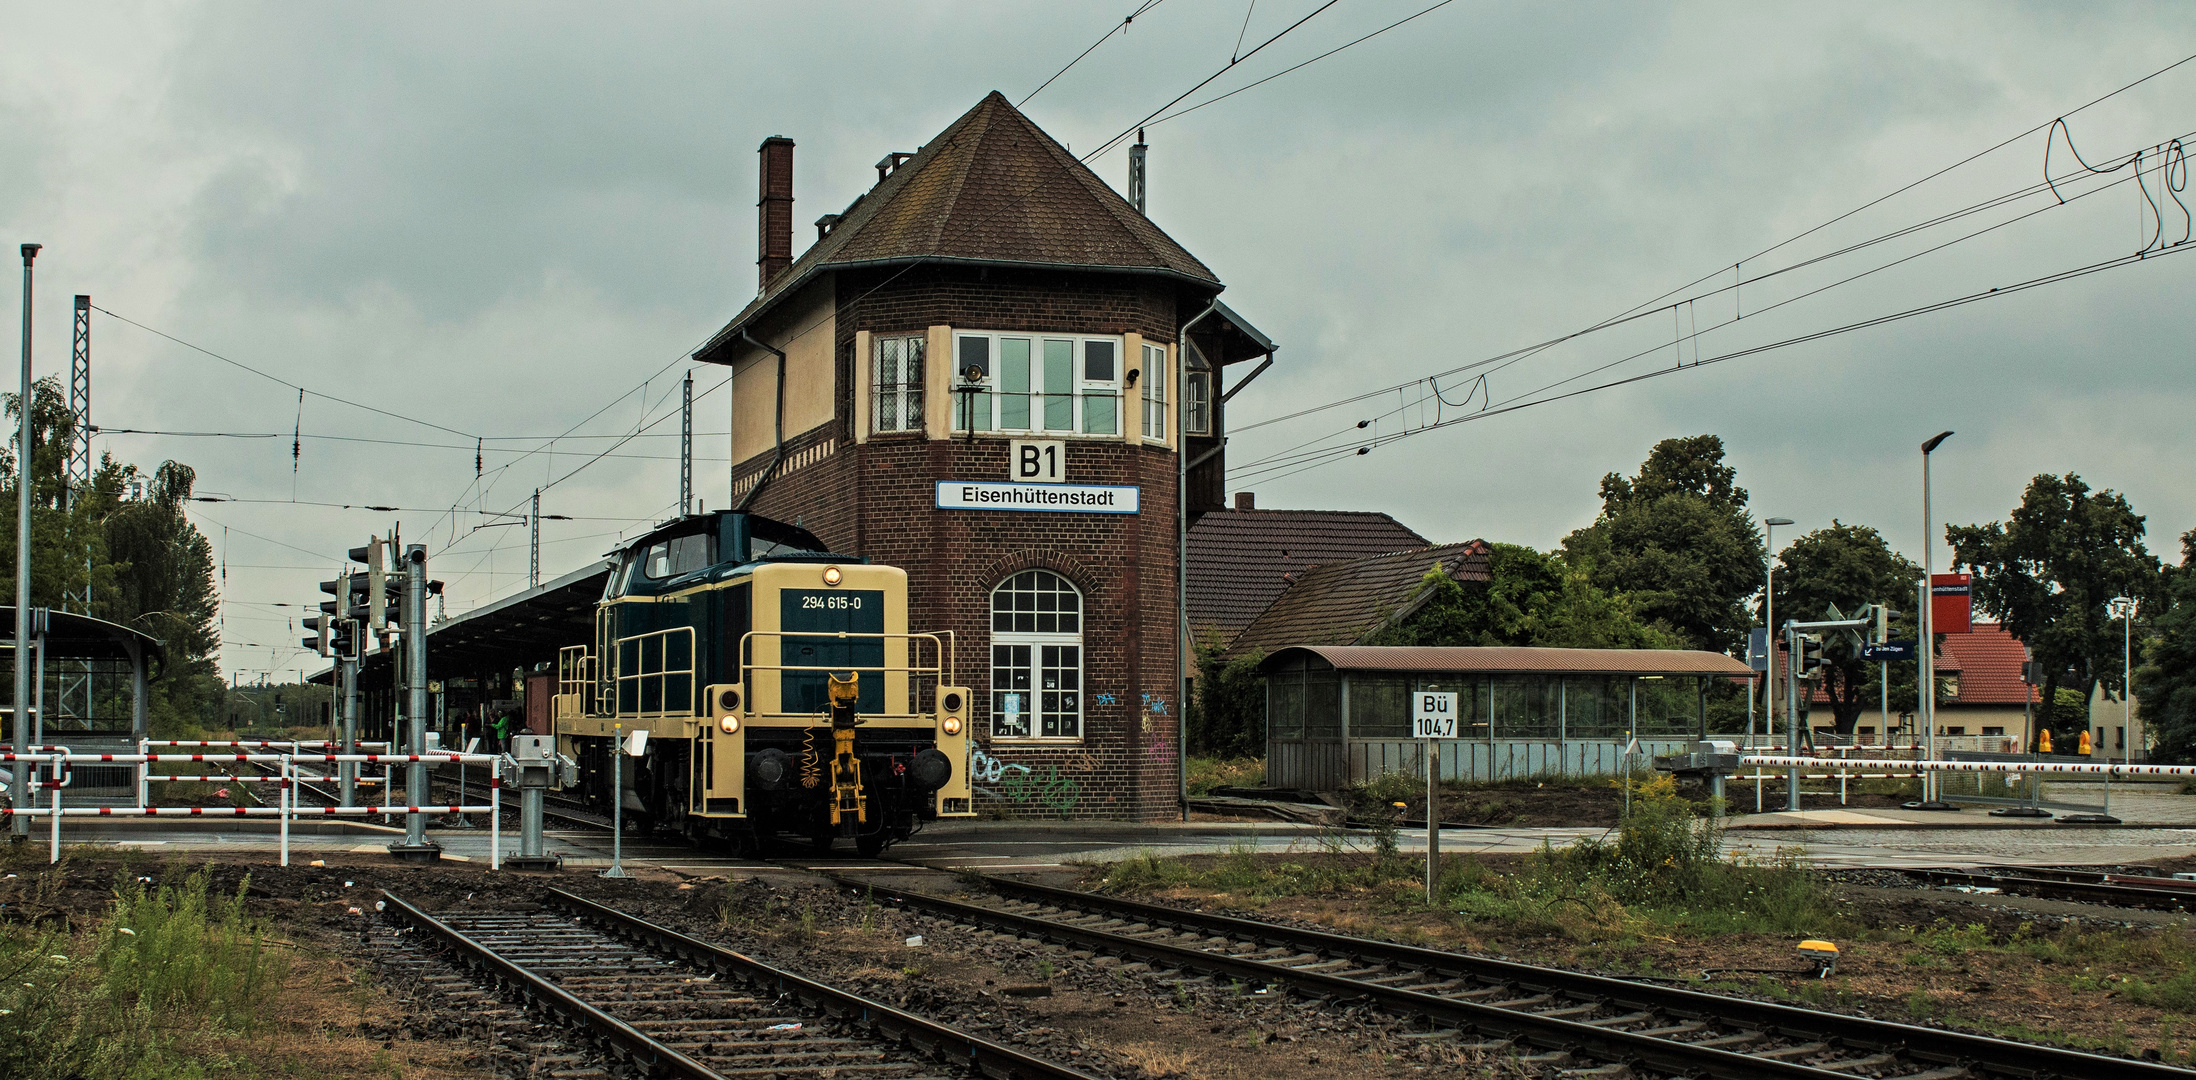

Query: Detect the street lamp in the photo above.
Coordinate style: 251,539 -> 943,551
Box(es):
2109,596 -> 2136,764
1763,516 -> 1793,814
1917,431 -> 1955,811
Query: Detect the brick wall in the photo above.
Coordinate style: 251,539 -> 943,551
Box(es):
729,266 -> 1199,821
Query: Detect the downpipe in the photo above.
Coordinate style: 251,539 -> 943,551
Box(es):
734,329 -> 786,512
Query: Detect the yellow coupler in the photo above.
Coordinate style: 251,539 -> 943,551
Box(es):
826,673 -> 867,828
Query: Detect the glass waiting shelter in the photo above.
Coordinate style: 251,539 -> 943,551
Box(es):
1260,644 -> 1755,791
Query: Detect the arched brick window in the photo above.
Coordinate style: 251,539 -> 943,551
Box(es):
990,570 -> 1082,739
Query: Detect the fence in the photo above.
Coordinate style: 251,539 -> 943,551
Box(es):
2,749 -> 505,868
1738,753 -> 2196,820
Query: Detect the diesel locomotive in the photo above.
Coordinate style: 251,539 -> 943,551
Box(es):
551,509 -> 973,855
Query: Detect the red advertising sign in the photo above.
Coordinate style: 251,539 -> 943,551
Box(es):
1930,573 -> 1973,634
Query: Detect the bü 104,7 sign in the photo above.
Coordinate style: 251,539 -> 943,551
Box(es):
1412,692 -> 1458,739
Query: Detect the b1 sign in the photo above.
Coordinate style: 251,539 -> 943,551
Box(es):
1412,692 -> 1458,739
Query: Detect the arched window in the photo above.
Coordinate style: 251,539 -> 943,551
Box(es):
990,570 -> 1082,739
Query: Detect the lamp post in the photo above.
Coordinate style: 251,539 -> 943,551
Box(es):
1763,516 -> 1793,813
1917,431 -> 1955,811
12,243 -> 39,841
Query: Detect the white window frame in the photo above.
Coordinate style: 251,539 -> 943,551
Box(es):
989,570 -> 1084,741
953,331 -> 1123,438
1184,367 -> 1212,436
872,334 -> 925,434
1140,342 -> 1168,440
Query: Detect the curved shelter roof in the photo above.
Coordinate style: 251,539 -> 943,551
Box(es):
1261,644 -> 1753,677
0,607 -> 163,669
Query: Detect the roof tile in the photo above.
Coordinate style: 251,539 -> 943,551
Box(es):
1188,509 -> 1432,640
1226,541 -> 1490,659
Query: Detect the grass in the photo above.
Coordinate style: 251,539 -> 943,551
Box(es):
0,865 -> 285,1079
1104,776 -> 1844,941
1185,756 -> 1265,796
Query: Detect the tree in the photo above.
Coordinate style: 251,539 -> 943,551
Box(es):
2135,530 -> 2196,763
1771,522 -> 1921,734
1188,638 -> 1266,759
1367,547 -> 1679,650
1562,435 -> 1767,654
1947,473 -> 2163,748
1,376 -> 224,734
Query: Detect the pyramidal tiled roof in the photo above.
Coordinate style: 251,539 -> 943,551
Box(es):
1226,541 -> 1493,660
1188,509 -> 1433,641
699,92 -> 1218,359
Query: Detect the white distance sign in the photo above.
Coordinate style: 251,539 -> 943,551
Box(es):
1412,692 -> 1458,739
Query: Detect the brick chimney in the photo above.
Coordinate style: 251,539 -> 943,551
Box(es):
757,136 -> 794,291
1234,491 -> 1255,511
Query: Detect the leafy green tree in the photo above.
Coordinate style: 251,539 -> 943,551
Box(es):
1368,547 -> 1678,650
1771,522 -> 1921,734
1562,435 -> 1767,654
1188,638 -> 1266,759
2135,531 -> 2196,762
1,376 -> 223,734
1947,473 -> 2163,748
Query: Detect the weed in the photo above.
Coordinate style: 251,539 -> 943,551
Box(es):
1186,756 -> 1266,795
1036,959 -> 1056,980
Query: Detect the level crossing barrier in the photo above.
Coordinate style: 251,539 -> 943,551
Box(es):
136,739 -> 393,807
1744,752 -> 2169,820
3,750 -> 504,868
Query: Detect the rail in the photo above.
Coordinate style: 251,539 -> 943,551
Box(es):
2,750 -> 504,868
848,873 -> 2196,1080
542,887 -> 1099,1080
380,891 -> 724,1080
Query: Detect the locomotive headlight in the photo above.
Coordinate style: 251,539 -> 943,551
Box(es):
822,565 -> 843,586
719,688 -> 740,712
719,715 -> 740,734
940,716 -> 963,736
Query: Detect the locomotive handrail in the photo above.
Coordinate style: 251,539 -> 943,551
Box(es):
610,626 -> 697,718
736,629 -> 955,679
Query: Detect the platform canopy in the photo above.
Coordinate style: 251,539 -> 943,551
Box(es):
318,559 -> 612,686
1260,644 -> 1753,678
0,607 -> 163,669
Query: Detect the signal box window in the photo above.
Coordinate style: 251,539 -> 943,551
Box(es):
873,334 -> 925,433
990,570 -> 1082,740
1140,343 -> 1167,440
954,332 -> 1123,437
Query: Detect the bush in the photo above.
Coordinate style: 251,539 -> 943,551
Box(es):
1188,642 -> 1265,758
1185,756 -> 1265,795
0,867 -> 283,1079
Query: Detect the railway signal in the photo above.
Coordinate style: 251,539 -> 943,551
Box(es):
302,614 -> 331,656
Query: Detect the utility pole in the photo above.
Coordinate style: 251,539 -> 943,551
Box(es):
529,489 -> 541,588
679,370 -> 693,517
388,543 -> 440,863
13,243 -> 40,841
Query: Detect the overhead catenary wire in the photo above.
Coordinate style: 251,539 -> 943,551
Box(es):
1020,0 -> 1169,107
1080,0 -> 1342,163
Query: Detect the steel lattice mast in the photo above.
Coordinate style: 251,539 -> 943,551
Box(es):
67,296 -> 90,512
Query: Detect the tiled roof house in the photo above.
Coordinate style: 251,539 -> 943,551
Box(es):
1186,496 -> 1430,645
1227,541 -> 1491,660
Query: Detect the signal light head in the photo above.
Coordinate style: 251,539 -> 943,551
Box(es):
940,690 -> 964,713
822,566 -> 842,587
940,716 -> 963,736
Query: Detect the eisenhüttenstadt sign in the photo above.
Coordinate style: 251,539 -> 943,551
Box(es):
936,481 -> 1140,514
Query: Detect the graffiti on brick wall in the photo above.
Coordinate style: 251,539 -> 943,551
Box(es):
1139,700 -> 1176,768
969,744 -> 1082,813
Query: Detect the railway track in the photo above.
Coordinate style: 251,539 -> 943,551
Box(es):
380,887 -> 1097,1080
854,873 -> 2195,1080
1902,867 -> 2196,912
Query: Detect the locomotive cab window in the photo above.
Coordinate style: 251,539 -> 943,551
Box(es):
990,570 -> 1082,740
641,532 -> 712,581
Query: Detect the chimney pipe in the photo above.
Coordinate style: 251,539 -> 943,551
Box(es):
757,136 -> 795,292
1128,128 -> 1147,215
1234,491 -> 1254,511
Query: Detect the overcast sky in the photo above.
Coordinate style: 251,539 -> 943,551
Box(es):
7,2 -> 2193,682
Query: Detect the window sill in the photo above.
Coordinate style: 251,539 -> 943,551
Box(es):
952,430 -> 1127,441
985,736 -> 1086,746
